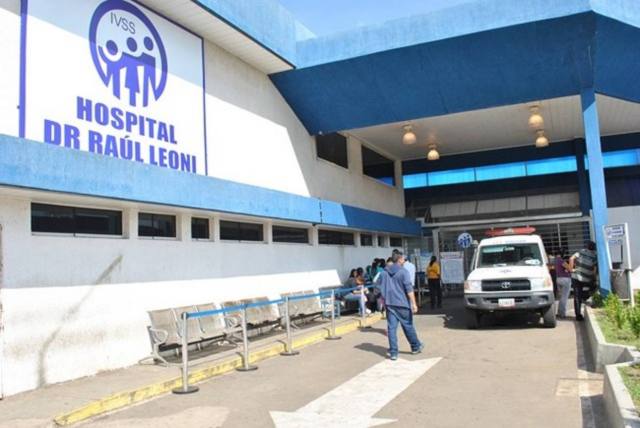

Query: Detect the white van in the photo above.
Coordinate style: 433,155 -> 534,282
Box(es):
463,234 -> 555,329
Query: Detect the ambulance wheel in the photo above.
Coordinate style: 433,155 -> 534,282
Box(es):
541,305 -> 557,328
466,308 -> 480,329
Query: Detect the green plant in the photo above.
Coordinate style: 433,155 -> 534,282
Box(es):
628,306 -> 640,338
605,293 -> 626,330
592,291 -> 604,308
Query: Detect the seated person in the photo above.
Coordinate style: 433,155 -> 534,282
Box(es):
343,274 -> 372,315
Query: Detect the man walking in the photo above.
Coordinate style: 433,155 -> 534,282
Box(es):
569,241 -> 597,321
377,250 -> 423,360
395,248 -> 416,288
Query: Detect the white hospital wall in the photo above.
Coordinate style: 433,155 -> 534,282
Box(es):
0,0 -> 408,396
203,40 -> 405,216
0,0 -> 20,137
0,192 -> 393,395
0,1 -> 405,217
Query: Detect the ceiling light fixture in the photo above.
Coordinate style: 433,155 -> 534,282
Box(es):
402,125 -> 417,145
528,105 -> 544,130
535,130 -> 549,148
427,144 -> 440,161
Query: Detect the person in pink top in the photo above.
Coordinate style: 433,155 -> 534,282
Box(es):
554,250 -> 572,318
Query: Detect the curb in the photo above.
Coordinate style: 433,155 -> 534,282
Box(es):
53,313 -> 382,426
604,362 -> 640,428
585,306 -> 640,427
585,307 -> 638,372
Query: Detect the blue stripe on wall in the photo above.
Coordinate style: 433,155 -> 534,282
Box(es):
320,200 -> 420,235
0,134 -> 420,235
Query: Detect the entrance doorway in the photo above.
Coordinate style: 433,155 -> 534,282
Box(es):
431,216 -> 592,290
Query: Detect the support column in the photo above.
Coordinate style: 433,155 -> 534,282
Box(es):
573,138 -> 591,216
580,88 -> 611,293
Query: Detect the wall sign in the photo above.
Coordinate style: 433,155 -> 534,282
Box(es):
22,0 -> 207,174
457,232 -> 473,249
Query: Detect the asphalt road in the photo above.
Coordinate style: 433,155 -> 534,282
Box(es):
86,299 -> 605,428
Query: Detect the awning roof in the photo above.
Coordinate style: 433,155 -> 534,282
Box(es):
270,2 -> 640,135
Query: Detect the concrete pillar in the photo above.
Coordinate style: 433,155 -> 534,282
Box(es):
395,159 -> 406,214
179,213 -> 190,241
573,138 -> 591,216
431,228 -> 440,258
580,88 -> 611,293
212,215 -> 220,241
125,208 -> 138,239
264,219 -> 273,244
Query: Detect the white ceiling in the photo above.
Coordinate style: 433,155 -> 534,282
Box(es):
139,0 -> 293,74
347,94 -> 640,161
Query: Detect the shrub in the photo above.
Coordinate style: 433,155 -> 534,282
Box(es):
629,306 -> 640,338
592,292 -> 604,308
605,293 -> 626,330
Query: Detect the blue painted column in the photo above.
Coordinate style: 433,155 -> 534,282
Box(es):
573,138 -> 591,216
580,88 -> 611,293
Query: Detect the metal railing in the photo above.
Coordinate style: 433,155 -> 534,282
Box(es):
171,285 -> 377,394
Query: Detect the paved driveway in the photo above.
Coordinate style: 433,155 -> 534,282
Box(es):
86,300 -> 605,427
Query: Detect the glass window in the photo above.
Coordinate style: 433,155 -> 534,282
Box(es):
378,235 -> 387,247
389,236 -> 403,248
138,213 -> 176,238
428,168 -> 475,186
360,233 -> 373,246
526,156 -> 577,176
362,145 -> 395,185
318,229 -> 354,245
603,149 -> 640,169
220,220 -> 264,242
191,217 -> 210,239
31,203 -> 74,234
477,244 -> 543,268
31,203 -> 121,235
273,225 -> 309,244
316,133 -> 348,169
475,162 -> 526,181
403,173 -> 428,189
74,206 -> 122,235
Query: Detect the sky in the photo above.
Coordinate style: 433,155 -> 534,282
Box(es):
278,0 -> 474,37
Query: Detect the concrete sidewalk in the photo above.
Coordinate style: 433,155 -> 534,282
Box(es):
0,313 -> 378,428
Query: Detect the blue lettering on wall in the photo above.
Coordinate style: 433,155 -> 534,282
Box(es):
149,145 -> 196,173
88,129 -> 103,154
44,119 -> 61,146
44,119 -> 80,149
75,96 -> 178,144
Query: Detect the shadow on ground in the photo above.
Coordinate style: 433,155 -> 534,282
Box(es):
420,297 -> 557,331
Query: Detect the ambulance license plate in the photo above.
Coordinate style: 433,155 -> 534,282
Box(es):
498,298 -> 515,308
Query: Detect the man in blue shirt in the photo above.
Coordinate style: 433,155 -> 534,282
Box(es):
377,251 -> 423,360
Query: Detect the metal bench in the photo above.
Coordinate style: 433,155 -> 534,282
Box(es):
146,304 -> 241,365
221,297 -> 281,336
279,290 -> 326,327
194,303 -> 242,342
147,308 -> 182,365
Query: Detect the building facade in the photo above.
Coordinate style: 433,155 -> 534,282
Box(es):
0,0 -> 417,396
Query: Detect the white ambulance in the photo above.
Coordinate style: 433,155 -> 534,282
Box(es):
463,233 -> 555,329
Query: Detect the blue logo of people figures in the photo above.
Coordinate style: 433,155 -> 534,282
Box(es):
89,0 -> 168,107
457,232 -> 473,249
